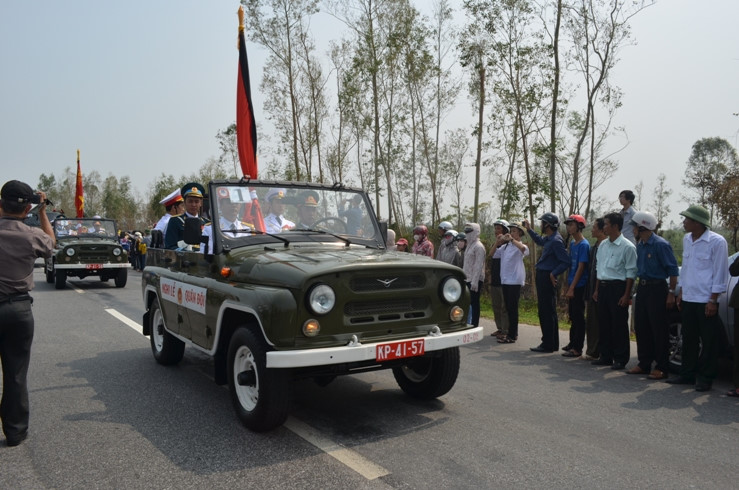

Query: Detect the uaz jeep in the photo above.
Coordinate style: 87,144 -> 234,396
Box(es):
141,180 -> 482,431
46,217 -> 130,289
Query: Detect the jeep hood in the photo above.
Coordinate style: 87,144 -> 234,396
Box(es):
228,246 -> 458,288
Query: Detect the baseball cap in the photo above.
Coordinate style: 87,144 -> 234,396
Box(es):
1,180 -> 34,203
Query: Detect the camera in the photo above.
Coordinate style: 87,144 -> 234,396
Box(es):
30,193 -> 53,206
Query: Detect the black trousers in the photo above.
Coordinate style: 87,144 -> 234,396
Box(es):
568,286 -> 586,352
681,301 -> 721,383
597,281 -> 630,364
467,281 -> 482,327
501,284 -> 522,339
0,297 -> 34,440
535,271 -> 559,350
634,281 -> 669,373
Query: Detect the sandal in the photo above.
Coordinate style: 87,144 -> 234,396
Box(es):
726,389 -> 739,398
490,330 -> 502,337
497,335 -> 516,344
561,349 -> 581,358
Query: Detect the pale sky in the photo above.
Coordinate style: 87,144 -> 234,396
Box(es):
2,1 -> 738,227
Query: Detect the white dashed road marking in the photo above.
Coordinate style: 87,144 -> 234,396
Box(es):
105,308 -> 143,335
105,308 -> 390,481
285,417 -> 391,480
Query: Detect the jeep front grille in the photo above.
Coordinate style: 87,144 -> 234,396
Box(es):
76,245 -> 111,262
345,297 -> 429,324
350,274 -> 426,292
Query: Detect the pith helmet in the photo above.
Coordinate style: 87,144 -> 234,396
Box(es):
680,205 -> 710,227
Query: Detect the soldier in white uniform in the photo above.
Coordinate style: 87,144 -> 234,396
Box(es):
153,189 -> 184,242
264,188 -> 294,234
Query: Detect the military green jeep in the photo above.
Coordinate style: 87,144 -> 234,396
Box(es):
46,217 -> 130,289
141,180 -> 482,432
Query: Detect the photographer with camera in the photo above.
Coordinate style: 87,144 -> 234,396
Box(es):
0,180 -> 55,446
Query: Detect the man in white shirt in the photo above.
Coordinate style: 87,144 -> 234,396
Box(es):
668,205 -> 729,391
264,188 -> 294,233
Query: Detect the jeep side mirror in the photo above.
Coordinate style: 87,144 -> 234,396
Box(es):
183,217 -> 204,245
378,220 -> 388,247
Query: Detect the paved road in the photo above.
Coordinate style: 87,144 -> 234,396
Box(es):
2,268 -> 738,489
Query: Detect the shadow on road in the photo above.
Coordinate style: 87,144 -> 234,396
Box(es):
57,347 -> 452,473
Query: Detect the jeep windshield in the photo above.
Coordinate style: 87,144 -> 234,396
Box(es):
53,218 -> 117,240
207,181 -> 383,251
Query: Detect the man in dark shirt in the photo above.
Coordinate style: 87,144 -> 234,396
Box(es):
165,182 -> 208,250
0,180 -> 55,446
524,212 -> 570,353
627,211 -> 679,380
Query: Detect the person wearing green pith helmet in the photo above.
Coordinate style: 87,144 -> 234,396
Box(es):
667,205 -> 728,392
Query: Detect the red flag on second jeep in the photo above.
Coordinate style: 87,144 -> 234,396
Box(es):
236,6 -> 257,180
75,149 -> 84,218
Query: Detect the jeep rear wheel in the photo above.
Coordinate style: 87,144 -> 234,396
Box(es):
149,300 -> 184,365
392,347 -> 460,399
227,327 -> 290,432
54,270 -> 66,289
114,268 -> 127,288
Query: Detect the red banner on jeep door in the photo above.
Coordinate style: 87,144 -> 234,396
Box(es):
236,8 -> 257,180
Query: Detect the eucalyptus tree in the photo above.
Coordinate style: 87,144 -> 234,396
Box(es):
215,124 -> 239,178
242,0 -> 320,181
459,2 -> 492,224
563,0 -> 652,217
651,173 -> 672,228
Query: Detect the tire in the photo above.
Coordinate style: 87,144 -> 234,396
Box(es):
114,268 -> 127,288
149,300 -> 185,365
668,313 -> 695,374
55,270 -> 66,290
227,327 -> 290,432
45,262 -> 55,283
392,347 -> 460,399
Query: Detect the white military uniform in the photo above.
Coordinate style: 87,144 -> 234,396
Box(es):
264,213 -> 294,234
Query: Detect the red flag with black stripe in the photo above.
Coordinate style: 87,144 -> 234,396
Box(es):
236,7 -> 265,231
75,149 -> 84,218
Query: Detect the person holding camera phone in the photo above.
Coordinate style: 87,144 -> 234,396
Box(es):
0,180 -> 55,447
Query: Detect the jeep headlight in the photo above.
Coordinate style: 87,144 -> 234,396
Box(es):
307,284 -> 335,315
113,247 -> 121,256
441,277 -> 462,303
66,247 -> 76,257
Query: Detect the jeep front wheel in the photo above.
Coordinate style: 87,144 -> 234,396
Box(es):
227,327 -> 290,432
54,270 -> 66,289
45,262 -> 55,283
149,300 -> 184,365
114,268 -> 127,288
392,347 -> 460,399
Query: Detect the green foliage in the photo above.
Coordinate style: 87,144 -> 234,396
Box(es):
682,137 -> 739,210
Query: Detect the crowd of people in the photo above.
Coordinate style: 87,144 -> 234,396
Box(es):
2,177 -> 738,449
403,189 -> 738,397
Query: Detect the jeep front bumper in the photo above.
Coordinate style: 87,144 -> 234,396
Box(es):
54,263 -> 131,269
266,325 -> 484,368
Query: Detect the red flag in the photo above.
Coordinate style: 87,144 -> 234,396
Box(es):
236,7 -> 265,232
75,149 -> 84,218
243,189 -> 266,233
236,6 -> 257,179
